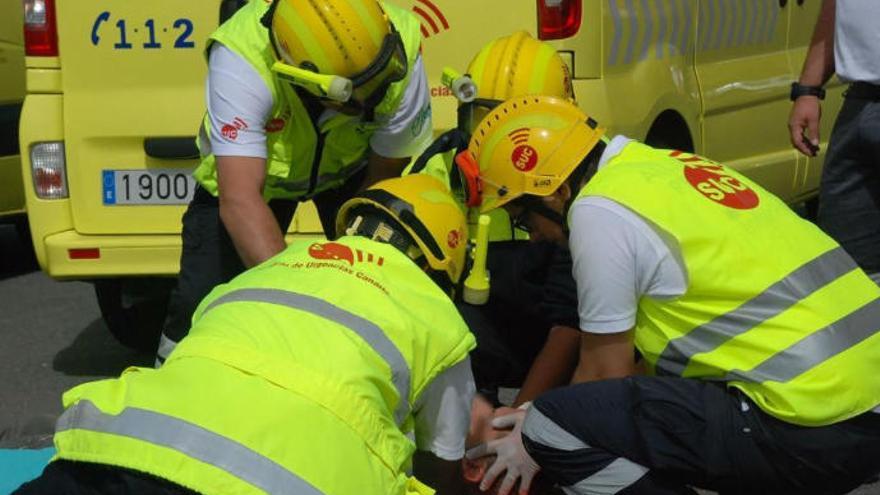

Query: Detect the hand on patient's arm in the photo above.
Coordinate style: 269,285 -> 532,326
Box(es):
216,155 -> 286,267
514,325 -> 581,407
413,450 -> 465,495
570,329 -> 637,384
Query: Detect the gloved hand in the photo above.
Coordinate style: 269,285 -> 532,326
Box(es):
465,409 -> 541,495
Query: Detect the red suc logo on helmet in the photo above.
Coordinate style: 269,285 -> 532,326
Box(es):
221,117 -> 248,141
671,151 -> 759,210
308,242 -> 385,266
508,128 -> 538,172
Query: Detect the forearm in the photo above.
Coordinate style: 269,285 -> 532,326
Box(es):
799,0 -> 836,86
362,151 -> 410,190
219,197 -> 286,267
570,330 -> 638,384
412,451 -> 465,495
514,325 -> 581,406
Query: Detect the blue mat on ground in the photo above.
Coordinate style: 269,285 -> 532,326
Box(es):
0,448 -> 54,494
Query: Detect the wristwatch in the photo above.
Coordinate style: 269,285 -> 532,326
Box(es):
790,82 -> 826,101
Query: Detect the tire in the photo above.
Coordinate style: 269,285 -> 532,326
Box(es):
94,278 -> 176,353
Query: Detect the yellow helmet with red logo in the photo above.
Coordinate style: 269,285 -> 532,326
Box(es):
264,0 -> 408,111
336,175 -> 468,286
463,95 -> 605,212
467,31 -> 574,102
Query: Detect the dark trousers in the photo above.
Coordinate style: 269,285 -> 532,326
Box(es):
818,83 -> 880,276
13,460 -> 197,495
157,170 -> 366,363
460,240 -> 578,403
522,377 -> 880,495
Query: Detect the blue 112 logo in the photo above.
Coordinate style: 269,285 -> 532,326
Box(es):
91,11 -> 195,50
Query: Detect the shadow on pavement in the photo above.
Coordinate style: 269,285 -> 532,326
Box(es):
0,223 -> 38,281
52,318 -> 153,377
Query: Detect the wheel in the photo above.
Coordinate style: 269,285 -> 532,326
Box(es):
93,278 -> 176,353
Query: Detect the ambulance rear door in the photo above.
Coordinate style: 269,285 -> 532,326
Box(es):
54,1 -> 221,235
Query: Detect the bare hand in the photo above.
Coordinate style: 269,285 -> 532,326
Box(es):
788,96 -> 822,157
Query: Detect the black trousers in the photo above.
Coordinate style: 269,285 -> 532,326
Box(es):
13,460 -> 197,495
460,240 -> 578,403
522,377 -> 880,495
157,170 -> 366,363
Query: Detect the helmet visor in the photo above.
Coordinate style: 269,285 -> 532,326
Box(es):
458,98 -> 503,136
349,30 -> 408,107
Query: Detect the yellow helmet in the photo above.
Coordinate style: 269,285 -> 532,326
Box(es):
336,175 -> 468,286
456,31 -> 573,137
468,31 -> 574,102
265,0 -> 408,111
462,95 -> 605,212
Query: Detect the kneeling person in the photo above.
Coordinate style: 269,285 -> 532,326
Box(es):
16,175 -> 476,495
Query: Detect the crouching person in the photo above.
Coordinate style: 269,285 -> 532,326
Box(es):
15,175 -> 477,495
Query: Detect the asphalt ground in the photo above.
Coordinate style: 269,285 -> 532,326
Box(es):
0,223 -> 878,494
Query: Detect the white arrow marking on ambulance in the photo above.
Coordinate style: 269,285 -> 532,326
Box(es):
702,0 -> 715,50
680,0 -> 691,56
609,0 -> 623,65
727,0 -> 738,47
736,0 -> 748,46
668,0 -> 680,56
747,0 -> 759,45
639,0 -> 653,61
655,0 -> 668,58
624,0 -> 638,64
765,0 -> 779,42
714,0 -> 727,50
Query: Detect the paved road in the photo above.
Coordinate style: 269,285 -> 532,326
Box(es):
0,223 -> 878,494
0,224 -> 152,450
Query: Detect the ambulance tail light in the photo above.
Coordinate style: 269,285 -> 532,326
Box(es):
23,0 -> 59,56
31,142 -> 68,199
537,0 -> 582,40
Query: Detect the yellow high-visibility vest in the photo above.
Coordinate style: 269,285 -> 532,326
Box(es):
53,236 -> 475,494
577,141 -> 880,426
194,1 -> 423,201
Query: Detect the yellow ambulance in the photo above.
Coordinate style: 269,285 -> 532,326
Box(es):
0,0 -> 25,229
19,0 -> 837,349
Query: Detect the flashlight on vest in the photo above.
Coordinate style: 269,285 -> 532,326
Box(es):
271,61 -> 353,102
463,214 -> 491,305
441,67 -> 477,103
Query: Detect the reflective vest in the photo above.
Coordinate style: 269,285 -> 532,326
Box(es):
194,1 -> 422,201
576,142 -> 880,426
53,236 -> 475,494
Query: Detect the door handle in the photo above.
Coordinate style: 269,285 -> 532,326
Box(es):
143,137 -> 199,160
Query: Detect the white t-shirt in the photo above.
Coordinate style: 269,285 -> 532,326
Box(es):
568,136 -> 688,334
200,43 -> 433,160
412,358 -> 476,461
835,0 -> 880,85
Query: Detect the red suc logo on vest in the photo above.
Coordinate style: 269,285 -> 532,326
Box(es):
508,128 -> 538,172
308,242 -> 385,266
670,151 -> 759,210
221,117 -> 248,141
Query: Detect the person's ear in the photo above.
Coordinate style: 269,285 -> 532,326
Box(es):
544,182 -> 571,207
462,457 -> 487,483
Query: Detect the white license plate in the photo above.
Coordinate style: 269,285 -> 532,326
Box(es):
102,169 -> 195,205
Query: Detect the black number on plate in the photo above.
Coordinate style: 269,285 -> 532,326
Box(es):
174,174 -> 189,199
138,175 -> 153,200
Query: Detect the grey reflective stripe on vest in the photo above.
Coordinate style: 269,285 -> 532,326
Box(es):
657,247 -> 857,376
270,159 -> 367,196
722,297 -> 880,383
56,400 -> 324,495
203,288 -> 412,424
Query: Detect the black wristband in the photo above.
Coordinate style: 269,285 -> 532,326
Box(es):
791,82 -> 826,101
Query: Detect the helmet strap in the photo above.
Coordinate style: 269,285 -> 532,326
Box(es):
560,139 -> 607,233
344,209 -> 419,260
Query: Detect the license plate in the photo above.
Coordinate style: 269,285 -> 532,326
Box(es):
102,169 -> 195,205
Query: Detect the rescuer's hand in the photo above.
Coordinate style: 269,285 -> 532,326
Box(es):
465,409 -> 540,495
788,96 -> 822,157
